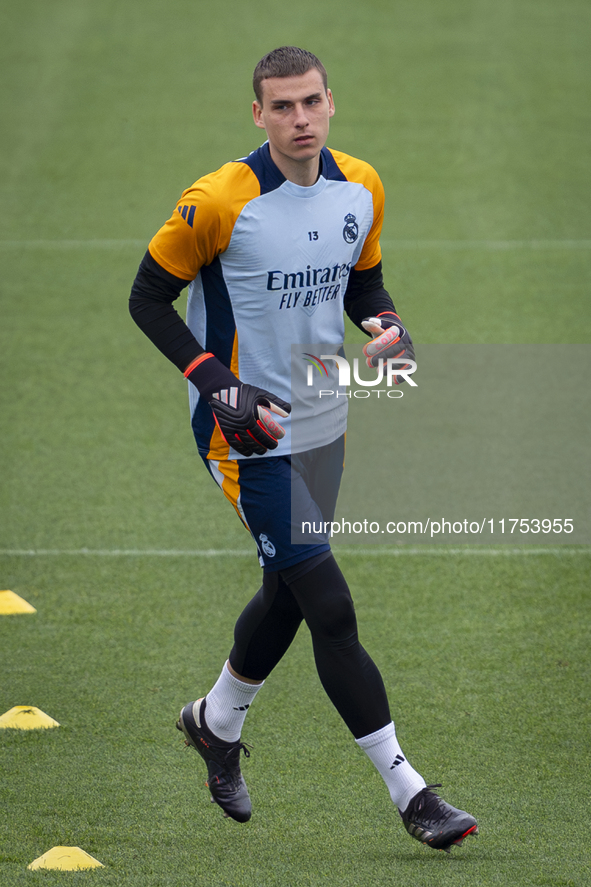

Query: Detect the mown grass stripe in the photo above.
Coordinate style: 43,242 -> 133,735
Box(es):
1,547 -> 589,556
0,239 -> 146,249
381,239 -> 591,249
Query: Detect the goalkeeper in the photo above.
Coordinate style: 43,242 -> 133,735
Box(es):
129,46 -> 477,852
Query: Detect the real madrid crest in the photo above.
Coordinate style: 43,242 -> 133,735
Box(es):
343,213 -> 359,244
259,533 -> 276,558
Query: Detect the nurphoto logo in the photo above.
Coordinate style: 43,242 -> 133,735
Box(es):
303,353 -> 417,398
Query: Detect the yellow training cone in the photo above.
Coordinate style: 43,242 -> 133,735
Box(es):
0,706 -> 60,729
28,846 -> 104,871
0,590 -> 36,614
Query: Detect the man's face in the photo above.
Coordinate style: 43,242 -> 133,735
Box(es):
253,69 -> 335,169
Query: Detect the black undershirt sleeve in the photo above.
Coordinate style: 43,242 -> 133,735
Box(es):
343,261 -> 398,333
129,250 -> 204,372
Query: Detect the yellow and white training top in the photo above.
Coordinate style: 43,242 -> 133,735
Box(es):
148,142 -> 385,460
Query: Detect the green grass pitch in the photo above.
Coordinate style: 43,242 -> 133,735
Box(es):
1,1 -> 590,885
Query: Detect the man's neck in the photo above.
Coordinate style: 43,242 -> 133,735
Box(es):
268,144 -> 322,187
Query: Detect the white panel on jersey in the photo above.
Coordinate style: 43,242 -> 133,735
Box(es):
186,172 -> 375,458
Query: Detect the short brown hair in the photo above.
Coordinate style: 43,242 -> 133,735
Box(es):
253,46 -> 328,104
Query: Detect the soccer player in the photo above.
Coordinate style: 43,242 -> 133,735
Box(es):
129,46 -> 478,852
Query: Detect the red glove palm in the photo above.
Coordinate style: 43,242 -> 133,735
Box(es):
361,313 -> 416,384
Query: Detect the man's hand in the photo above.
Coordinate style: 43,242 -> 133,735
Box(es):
184,352 -> 291,456
361,313 -> 416,384
210,383 -> 291,457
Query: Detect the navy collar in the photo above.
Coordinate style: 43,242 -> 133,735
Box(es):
239,142 -> 346,195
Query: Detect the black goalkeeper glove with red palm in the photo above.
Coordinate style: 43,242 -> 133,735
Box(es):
184,353 -> 291,457
361,312 -> 416,384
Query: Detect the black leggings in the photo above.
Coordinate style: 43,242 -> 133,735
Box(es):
228,554 -> 391,739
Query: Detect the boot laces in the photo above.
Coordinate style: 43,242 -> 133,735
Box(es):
406,784 -> 448,820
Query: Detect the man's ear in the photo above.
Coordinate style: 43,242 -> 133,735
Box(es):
327,88 -> 335,118
252,100 -> 266,129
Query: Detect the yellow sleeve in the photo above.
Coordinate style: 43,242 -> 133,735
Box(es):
148,161 -> 261,280
327,149 -> 384,271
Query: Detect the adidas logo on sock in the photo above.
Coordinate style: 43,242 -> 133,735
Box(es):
390,754 -> 405,769
233,704 -> 250,711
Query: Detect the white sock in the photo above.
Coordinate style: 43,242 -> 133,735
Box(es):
203,661 -> 264,743
356,721 -> 426,811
